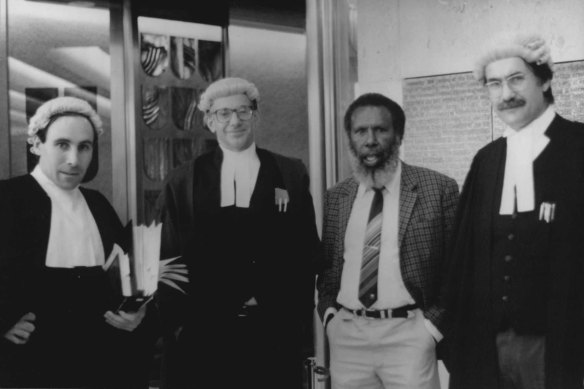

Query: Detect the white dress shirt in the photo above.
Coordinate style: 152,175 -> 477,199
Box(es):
220,143 -> 260,208
336,162 -> 416,310
31,166 -> 105,268
500,105 -> 554,215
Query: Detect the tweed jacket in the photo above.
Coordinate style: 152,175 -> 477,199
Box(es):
317,162 -> 459,329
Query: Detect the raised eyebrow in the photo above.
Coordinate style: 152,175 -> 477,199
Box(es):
506,71 -> 524,78
52,138 -> 72,144
353,125 -> 386,132
485,76 -> 502,83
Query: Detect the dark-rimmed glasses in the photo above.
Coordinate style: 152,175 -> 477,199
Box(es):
485,74 -> 527,95
211,106 -> 254,123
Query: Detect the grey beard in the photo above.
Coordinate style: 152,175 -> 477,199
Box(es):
348,143 -> 400,189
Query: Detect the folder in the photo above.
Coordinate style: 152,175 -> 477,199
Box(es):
103,221 -> 187,312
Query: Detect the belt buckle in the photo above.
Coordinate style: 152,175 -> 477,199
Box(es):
238,304 -> 249,318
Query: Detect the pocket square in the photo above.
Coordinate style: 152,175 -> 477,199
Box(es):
275,188 -> 290,212
538,202 -> 556,223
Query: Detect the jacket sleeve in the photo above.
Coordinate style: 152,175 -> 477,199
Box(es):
152,167 -> 192,336
294,161 -> 321,321
438,153 -> 482,336
0,180 -> 38,337
422,175 -> 460,330
316,189 -> 341,322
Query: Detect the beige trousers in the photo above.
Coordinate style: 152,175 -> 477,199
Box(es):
327,308 -> 440,389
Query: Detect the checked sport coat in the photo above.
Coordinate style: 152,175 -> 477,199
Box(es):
316,161 -> 459,330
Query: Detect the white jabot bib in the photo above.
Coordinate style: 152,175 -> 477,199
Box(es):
31,166 -> 105,268
499,106 -> 555,215
220,143 -> 260,208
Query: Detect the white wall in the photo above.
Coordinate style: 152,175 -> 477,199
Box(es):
356,0 -> 584,95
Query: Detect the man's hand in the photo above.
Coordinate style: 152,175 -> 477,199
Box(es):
104,305 -> 146,332
3,312 -> 36,345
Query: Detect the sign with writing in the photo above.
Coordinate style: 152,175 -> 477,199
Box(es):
403,61 -> 584,186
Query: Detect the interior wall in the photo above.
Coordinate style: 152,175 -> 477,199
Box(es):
357,0 -> 584,92
399,0 -> 584,78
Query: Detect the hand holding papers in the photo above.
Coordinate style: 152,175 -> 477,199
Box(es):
104,221 -> 188,312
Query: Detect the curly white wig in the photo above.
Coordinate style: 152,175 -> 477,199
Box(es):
198,77 -> 260,113
27,96 -> 103,145
473,33 -> 554,83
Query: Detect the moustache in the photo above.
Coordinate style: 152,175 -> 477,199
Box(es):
497,99 -> 525,111
350,144 -> 394,170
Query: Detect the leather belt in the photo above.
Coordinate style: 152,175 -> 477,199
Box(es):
237,304 -> 261,318
342,304 -> 418,319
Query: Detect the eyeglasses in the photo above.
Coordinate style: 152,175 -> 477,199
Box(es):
211,106 -> 254,123
485,74 -> 527,95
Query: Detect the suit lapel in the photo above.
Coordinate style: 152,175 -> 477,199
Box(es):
399,163 -> 418,247
533,114 -> 563,204
24,176 -> 52,267
337,178 -> 358,251
195,148 -> 222,209
480,138 -> 506,249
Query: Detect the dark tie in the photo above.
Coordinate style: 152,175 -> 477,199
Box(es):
359,188 -> 384,308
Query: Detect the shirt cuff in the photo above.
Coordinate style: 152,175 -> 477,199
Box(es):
323,307 -> 338,329
424,318 -> 443,342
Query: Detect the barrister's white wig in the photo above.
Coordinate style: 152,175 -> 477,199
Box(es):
27,96 -> 103,145
198,77 -> 260,113
473,33 -> 554,83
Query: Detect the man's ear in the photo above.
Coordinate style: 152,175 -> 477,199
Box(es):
542,79 -> 551,93
30,136 -> 42,155
396,135 -> 403,147
205,116 -> 216,133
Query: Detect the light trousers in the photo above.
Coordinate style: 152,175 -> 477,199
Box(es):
327,308 -> 440,389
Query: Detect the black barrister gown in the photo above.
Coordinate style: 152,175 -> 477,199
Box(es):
155,147 -> 320,389
0,174 -> 154,388
442,115 -> 584,389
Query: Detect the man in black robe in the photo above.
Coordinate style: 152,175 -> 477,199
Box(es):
443,33 -> 584,389
154,77 -> 320,389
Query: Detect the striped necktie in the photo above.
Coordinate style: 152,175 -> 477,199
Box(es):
359,188 -> 384,308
